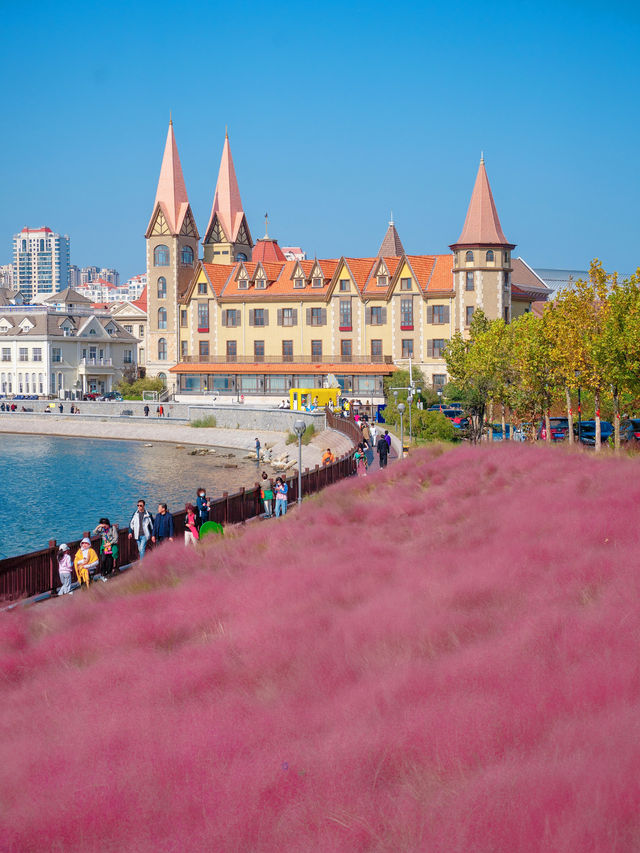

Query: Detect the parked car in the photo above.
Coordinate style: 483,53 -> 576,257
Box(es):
489,423 -> 514,440
99,391 -> 123,401
575,420 -> 614,446
618,418 -> 640,446
537,417 -> 571,442
82,392 -> 100,401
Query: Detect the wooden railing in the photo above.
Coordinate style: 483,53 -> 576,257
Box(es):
0,453 -> 356,604
326,406 -> 366,446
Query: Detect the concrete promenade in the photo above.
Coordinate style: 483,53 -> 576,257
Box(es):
0,413 -> 355,469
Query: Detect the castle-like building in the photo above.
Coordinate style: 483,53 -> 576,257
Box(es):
145,121 -> 548,401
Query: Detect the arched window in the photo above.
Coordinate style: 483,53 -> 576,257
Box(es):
235,252 -> 248,262
154,245 -> 170,266
38,373 -> 44,394
181,246 -> 194,265
158,339 -> 167,361
158,308 -> 167,330
39,239 -> 45,252
465,250 -> 474,262
486,250 -> 494,262
157,276 -> 167,298
157,372 -> 167,386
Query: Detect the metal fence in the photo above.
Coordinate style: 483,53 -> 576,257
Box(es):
0,451 -> 356,604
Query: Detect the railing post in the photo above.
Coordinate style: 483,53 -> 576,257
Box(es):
255,482 -> 261,519
222,492 -> 228,525
49,539 -> 57,596
240,487 -> 246,522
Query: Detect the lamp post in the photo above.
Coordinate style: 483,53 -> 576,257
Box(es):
397,402 -> 405,458
293,418 -> 306,505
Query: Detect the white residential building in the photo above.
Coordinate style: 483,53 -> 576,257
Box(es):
0,264 -> 14,290
0,301 -> 138,398
13,227 -> 70,302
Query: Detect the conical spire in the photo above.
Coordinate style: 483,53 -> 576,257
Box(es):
153,120 -> 190,234
378,216 -> 405,256
205,133 -> 245,243
451,157 -> 512,247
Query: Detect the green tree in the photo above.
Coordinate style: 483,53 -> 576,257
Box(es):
510,311 -> 557,443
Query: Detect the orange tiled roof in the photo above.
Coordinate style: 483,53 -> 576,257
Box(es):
133,286 -> 147,311
427,255 -> 454,292
362,257 -> 401,293
202,263 -> 235,296
452,158 -> 512,248
404,255 -> 436,291
252,238 -> 286,263
341,258 -> 377,293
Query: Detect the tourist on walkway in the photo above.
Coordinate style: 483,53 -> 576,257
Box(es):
57,543 -> 73,595
355,443 -> 368,477
363,436 -> 374,468
261,472 -> 274,518
196,487 -> 210,528
377,434 -> 389,468
184,503 -> 199,546
93,517 -> 119,578
128,499 -> 154,558
384,430 -> 391,450
274,477 -> 288,516
74,538 -> 99,588
370,421 -> 378,444
144,405 -> 150,417
255,437 -> 261,462
59,403 -> 63,413
361,420 -> 371,444
152,503 -> 174,544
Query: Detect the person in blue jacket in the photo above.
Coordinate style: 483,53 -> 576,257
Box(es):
152,503 -> 174,545
196,487 -> 210,529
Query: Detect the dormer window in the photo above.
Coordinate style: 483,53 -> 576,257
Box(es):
255,277 -> 267,290
312,277 -> 323,288
238,278 -> 249,290
293,278 -> 305,289
377,275 -> 388,287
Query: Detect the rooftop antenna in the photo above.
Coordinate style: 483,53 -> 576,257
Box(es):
390,209 -> 394,225
264,212 -> 269,239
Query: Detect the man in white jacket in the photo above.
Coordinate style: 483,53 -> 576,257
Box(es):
128,499 -> 154,559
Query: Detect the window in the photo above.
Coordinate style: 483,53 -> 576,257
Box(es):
124,349 -> 133,364
465,251 -> 474,262
139,325 -> 144,337
312,277 -> 323,288
158,308 -> 167,330
32,348 -> 42,362
427,305 -> 450,324
433,374 -> 447,388
339,279 -> 350,292
251,309 -> 266,327
255,276 -> 266,290
466,305 -> 475,326
254,340 -> 265,362
51,347 -> 61,363
400,278 -> 412,291
154,245 -> 170,266
309,307 -> 324,326
371,339 -> 382,361
226,340 -> 237,362
19,347 -> 28,362
340,340 -> 352,362
158,338 -> 167,360
339,298 -> 352,330
157,276 -> 167,298
282,340 -> 293,362
223,309 -> 240,327
124,324 -> 133,333
427,339 -> 445,358
486,250 -> 494,262
465,271 -> 474,291
368,306 -> 385,325
294,278 -> 304,289
180,310 -> 187,328
197,282 -> 207,295
402,339 -> 414,358
311,340 -> 323,362
1,347 -> 10,362
400,298 -> 413,329
238,278 -> 249,290
181,340 -> 188,357
181,246 -> 194,265
198,301 -> 209,332
199,340 -> 209,357
236,252 -> 248,262
278,308 -> 297,327
377,275 -> 388,287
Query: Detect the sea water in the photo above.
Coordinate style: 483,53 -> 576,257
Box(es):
0,433 -> 262,559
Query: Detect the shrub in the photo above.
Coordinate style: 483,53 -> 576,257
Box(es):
285,423 -> 315,445
413,410 -> 460,442
190,415 -> 217,428
116,377 -> 165,400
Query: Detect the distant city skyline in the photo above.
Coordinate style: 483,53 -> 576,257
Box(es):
1,0 -> 639,282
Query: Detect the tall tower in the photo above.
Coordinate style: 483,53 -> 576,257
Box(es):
450,156 -> 515,331
145,119 -> 199,386
202,132 -> 253,264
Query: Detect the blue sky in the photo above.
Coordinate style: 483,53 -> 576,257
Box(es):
1,0 -> 639,281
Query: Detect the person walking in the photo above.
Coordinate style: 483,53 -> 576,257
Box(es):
370,421 -> 378,444
377,434 -> 389,468
144,404 -> 150,417
159,404 -> 164,417
59,403 -> 63,413
355,443 -> 368,477
255,437 -> 261,463
92,517 -> 119,578
74,538 -> 99,588
322,448 -> 335,466
128,499 -> 154,559
261,472 -> 274,518
184,503 -> 199,546
57,543 -> 74,595
274,477 -> 288,516
361,421 -> 371,444
152,503 -> 174,545
196,487 -> 210,529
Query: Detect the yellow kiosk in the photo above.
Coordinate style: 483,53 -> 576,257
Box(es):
289,388 -> 340,411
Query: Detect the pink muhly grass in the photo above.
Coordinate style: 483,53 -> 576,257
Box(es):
2,443 -> 640,850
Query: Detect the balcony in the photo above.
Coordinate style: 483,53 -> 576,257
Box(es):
179,354 -> 393,365
78,357 -> 114,373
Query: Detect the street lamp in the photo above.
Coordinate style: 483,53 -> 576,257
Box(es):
294,418 -> 306,505
397,402 -> 405,459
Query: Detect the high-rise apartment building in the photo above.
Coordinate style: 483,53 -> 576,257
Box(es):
13,227 -> 70,301
0,264 -> 14,290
